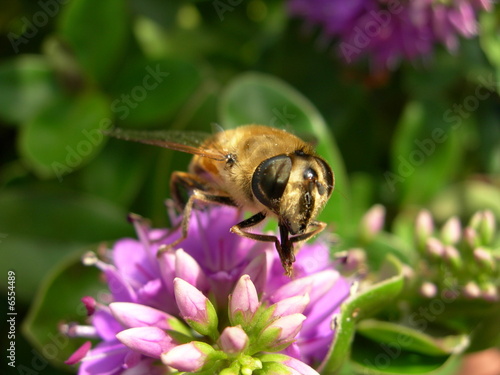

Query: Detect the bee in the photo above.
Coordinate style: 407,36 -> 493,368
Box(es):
108,125 -> 334,276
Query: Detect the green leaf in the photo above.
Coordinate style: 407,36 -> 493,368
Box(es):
388,100 -> 463,205
467,303 -> 500,352
19,91 -> 111,179
357,320 -> 469,356
79,140 -> 151,206
319,255 -> 405,374
364,232 -> 414,270
22,249 -> 103,370
219,72 -> 350,234
108,57 -> 201,127
0,236 -> 85,304
350,334 -> 460,375
0,188 -> 134,301
0,55 -> 60,124
429,180 -> 500,222
59,0 -> 128,83
349,172 -> 377,228
480,9 -> 500,85
0,188 -> 133,242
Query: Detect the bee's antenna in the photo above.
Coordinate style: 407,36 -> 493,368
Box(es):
210,123 -> 225,134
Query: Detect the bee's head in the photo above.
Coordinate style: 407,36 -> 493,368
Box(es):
251,152 -> 334,235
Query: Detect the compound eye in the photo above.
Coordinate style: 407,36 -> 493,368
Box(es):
252,155 -> 292,210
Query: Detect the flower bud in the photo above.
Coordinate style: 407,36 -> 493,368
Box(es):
478,210 -> 496,245
342,248 -> 367,273
218,326 -> 249,355
162,341 -> 222,372
229,275 -> 260,327
425,237 -> 444,258
469,211 -> 496,245
481,283 -> 499,302
473,247 -> 496,271
116,327 -> 175,358
415,209 -> 434,248
81,296 -> 96,316
419,282 -> 438,298
442,245 -> 463,270
174,278 -> 218,338
463,281 -> 481,299
260,314 -> 306,351
360,204 -> 385,241
463,226 -> 479,250
440,216 -> 461,245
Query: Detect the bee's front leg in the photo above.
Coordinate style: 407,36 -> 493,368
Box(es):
289,220 -> 327,243
230,214 -> 295,276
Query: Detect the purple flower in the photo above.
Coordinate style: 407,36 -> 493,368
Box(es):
288,0 -> 492,70
64,205 -> 351,374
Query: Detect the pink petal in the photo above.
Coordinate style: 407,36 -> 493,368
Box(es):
271,295 -> 310,317
65,341 -> 92,365
266,314 -> 306,344
109,302 -> 174,329
81,296 -> 96,316
175,249 -> 209,291
283,355 -> 320,375
116,327 -> 174,358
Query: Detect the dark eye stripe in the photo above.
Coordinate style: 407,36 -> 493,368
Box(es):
315,157 -> 334,196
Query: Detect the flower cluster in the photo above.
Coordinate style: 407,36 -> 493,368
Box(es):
64,206 -> 351,374
288,0 -> 492,70
413,209 -> 499,301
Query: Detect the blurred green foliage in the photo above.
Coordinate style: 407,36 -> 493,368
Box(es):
1,0 -> 499,374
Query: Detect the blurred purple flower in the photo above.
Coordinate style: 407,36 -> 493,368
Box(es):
288,0 -> 492,70
64,205 -> 351,374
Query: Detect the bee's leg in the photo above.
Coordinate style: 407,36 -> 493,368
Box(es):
158,175 -> 235,257
170,172 -> 209,212
289,220 -> 327,243
230,213 -> 295,276
154,171 -> 206,246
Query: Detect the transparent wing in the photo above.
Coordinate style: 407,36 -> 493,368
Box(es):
105,128 -> 227,161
